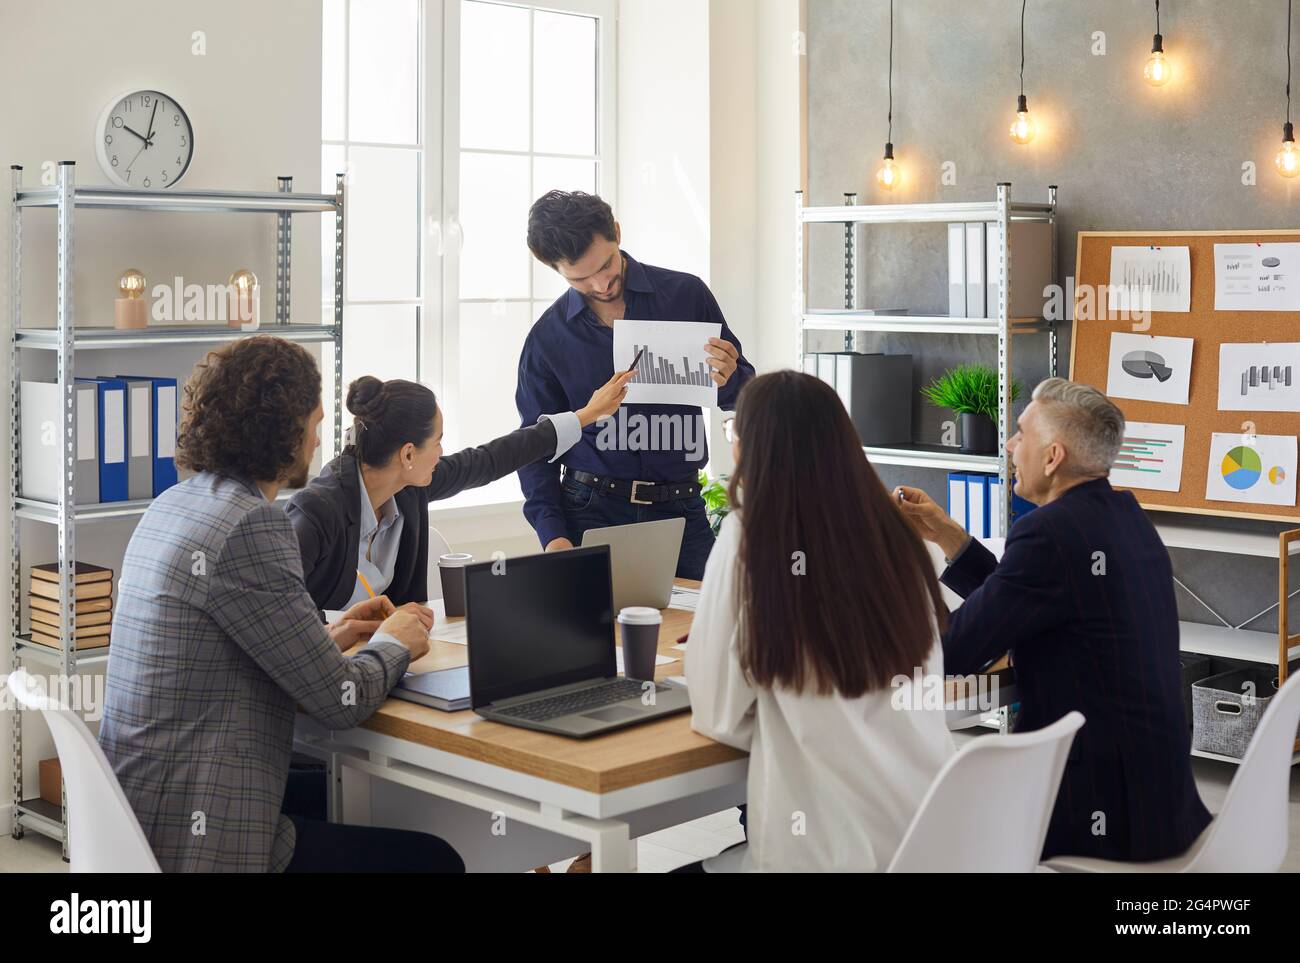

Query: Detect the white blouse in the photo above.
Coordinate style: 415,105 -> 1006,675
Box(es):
686,512 -> 955,872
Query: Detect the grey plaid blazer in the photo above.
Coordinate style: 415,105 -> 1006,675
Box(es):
98,472 -> 410,872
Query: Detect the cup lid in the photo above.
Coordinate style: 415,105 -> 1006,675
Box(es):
438,553 -> 474,566
618,606 -> 662,625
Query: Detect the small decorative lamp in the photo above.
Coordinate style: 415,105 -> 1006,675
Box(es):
114,268 -> 148,329
227,269 -> 260,330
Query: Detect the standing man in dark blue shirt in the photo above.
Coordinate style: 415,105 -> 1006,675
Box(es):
516,191 -> 755,579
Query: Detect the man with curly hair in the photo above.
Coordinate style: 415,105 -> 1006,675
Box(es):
98,336 -> 464,873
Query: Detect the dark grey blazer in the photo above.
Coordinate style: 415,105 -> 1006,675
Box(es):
286,419 -> 558,611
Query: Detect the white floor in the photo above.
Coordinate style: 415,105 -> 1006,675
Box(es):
4,731 -> 1299,873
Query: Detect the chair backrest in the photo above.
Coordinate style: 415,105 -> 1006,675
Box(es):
888,711 -> 1084,872
425,524 -> 454,601
1184,671 -> 1300,872
6,669 -> 160,873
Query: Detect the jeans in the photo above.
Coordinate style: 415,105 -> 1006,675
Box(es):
561,478 -> 716,581
281,767 -> 464,873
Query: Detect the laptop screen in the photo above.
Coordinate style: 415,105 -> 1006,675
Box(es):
465,546 -> 616,708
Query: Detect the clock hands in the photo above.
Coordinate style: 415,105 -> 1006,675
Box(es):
123,124 -> 152,146
124,141 -> 148,176
145,99 -> 158,147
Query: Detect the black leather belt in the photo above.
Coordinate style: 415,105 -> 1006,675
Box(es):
566,470 -> 701,505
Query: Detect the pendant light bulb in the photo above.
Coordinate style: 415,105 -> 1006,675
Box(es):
1144,34 -> 1171,86
876,143 -> 898,190
1278,122 -> 1300,177
1009,94 -> 1036,145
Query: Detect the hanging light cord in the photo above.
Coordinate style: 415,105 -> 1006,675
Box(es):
1019,0 -> 1027,96
883,0 -> 894,144
1288,0 -> 1293,125
1155,0 -> 1161,35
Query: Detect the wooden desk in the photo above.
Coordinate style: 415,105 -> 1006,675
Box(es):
294,580 -> 749,872
296,581 -> 1015,871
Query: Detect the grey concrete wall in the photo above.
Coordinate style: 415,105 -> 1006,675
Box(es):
808,0 -> 1298,633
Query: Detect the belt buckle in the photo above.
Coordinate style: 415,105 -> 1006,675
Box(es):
630,480 -> 653,505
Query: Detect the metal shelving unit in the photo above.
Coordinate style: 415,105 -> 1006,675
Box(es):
795,183 -> 1060,531
7,161 -> 346,853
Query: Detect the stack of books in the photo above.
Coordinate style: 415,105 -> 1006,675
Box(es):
28,562 -> 113,651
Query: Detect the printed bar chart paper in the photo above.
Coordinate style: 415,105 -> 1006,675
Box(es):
1107,246 -> 1191,313
614,319 -> 722,407
1110,422 -> 1185,493
1217,342 -> 1300,413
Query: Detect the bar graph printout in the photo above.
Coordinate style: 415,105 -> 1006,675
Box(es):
1110,422 -> 1186,493
613,319 -> 722,407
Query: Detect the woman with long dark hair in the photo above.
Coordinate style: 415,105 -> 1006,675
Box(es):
683,370 -> 954,872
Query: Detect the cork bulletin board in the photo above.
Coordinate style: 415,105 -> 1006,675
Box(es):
1070,230 -> 1300,523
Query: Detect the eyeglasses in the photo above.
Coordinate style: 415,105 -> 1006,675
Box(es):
722,417 -> 737,443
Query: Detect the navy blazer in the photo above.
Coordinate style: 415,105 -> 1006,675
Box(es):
941,477 -> 1210,862
287,420 -> 558,612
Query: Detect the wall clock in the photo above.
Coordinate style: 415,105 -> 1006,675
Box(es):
95,89 -> 194,189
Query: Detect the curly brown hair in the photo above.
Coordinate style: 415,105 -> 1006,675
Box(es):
176,336 -> 322,482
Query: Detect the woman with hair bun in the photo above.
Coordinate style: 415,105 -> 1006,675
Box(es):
287,370 -> 631,633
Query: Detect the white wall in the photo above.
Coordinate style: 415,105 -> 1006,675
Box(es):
0,0 -> 322,832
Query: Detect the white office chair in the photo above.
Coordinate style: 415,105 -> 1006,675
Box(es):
1044,671 -> 1300,873
887,711 -> 1084,872
425,524 -> 454,601
6,669 -> 160,873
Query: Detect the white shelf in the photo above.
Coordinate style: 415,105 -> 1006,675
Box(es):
13,638 -> 111,668
1191,747 -> 1300,767
15,323 -> 337,350
1154,520 -> 1299,558
863,443 -> 1000,473
16,488 -> 298,523
1178,620 -> 1296,665
799,200 -> 1055,225
13,185 -> 337,214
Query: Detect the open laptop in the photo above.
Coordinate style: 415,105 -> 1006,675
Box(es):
466,545 -> 690,738
581,517 -> 684,610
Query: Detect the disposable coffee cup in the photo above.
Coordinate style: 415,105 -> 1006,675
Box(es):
618,607 -> 662,682
438,553 -> 474,617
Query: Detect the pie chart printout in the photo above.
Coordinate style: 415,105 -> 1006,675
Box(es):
1121,350 -> 1174,383
1221,446 -> 1263,491
1270,466 -> 1288,486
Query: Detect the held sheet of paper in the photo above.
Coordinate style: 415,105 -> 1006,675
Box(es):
325,600 -> 467,645
613,319 -> 722,408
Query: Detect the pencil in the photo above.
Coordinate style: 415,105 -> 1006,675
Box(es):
627,347 -> 646,374
356,570 -> 376,599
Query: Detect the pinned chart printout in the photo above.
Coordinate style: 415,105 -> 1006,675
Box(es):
1217,342 -> 1300,413
1205,433 -> 1297,507
614,319 -> 722,408
1110,422 -> 1186,493
1106,332 -> 1195,405
1214,243 -> 1300,312
1107,246 -> 1191,313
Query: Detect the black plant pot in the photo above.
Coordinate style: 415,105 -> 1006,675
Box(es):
960,412 -> 998,454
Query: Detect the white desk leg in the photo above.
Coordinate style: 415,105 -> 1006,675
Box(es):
589,821 -> 635,873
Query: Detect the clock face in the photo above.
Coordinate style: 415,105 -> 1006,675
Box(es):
95,90 -> 194,189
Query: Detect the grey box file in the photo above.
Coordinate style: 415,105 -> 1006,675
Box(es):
21,381 -> 98,504
119,377 -> 154,501
947,223 -> 967,317
831,352 -> 913,446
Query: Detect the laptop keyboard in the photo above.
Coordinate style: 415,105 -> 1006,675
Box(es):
495,679 -> 655,722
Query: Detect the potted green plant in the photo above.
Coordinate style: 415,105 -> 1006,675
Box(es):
920,364 -> 1023,454
698,471 -> 731,535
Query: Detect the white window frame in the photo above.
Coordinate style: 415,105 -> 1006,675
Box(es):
434,0 -> 618,463
323,0 -> 430,452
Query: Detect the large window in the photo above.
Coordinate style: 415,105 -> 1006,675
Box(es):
322,0 -> 424,427
323,0 -> 615,502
